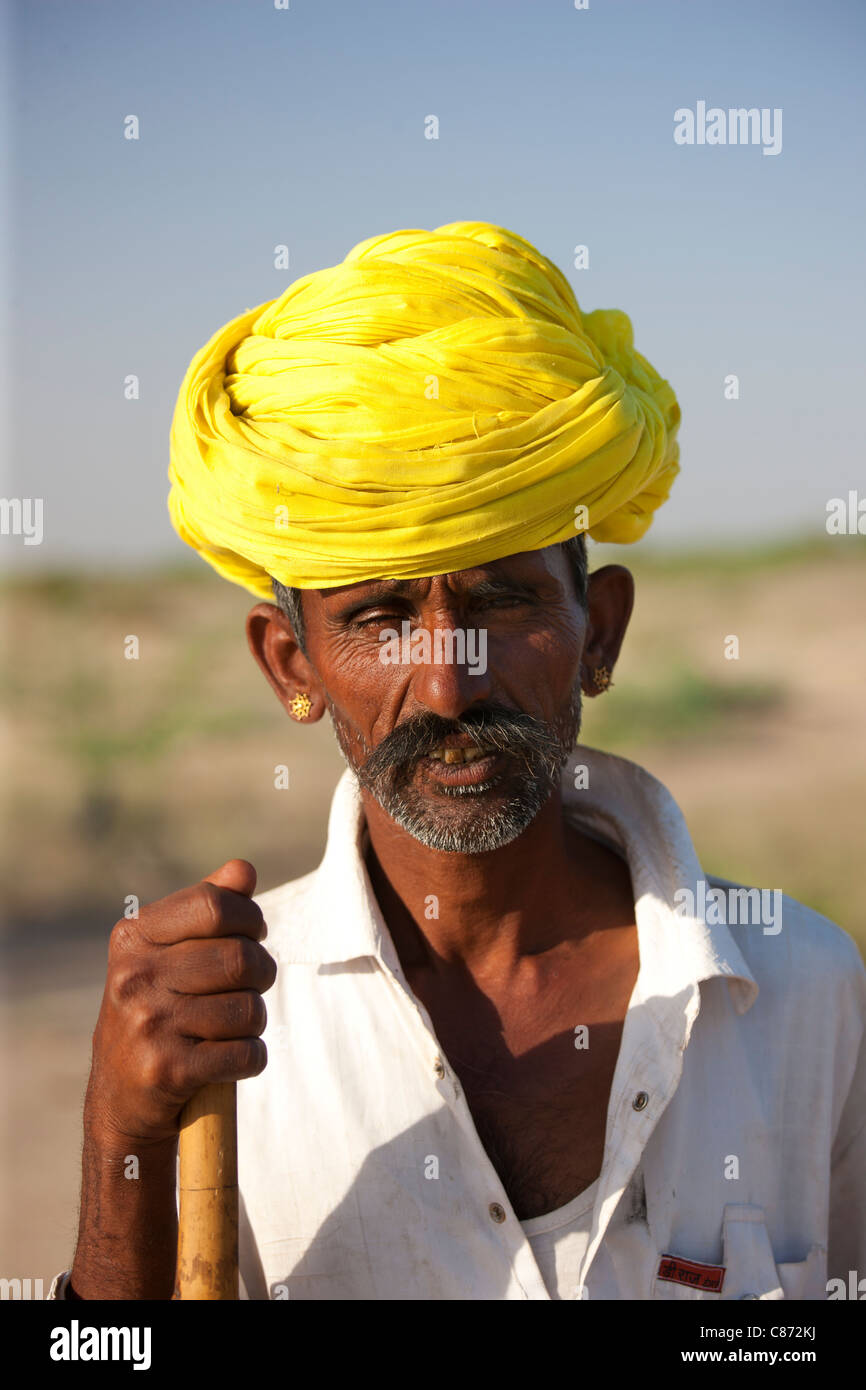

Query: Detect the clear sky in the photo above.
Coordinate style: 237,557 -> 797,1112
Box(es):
3,0 -> 865,575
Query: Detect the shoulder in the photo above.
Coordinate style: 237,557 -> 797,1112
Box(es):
706,872 -> 866,1010
254,869 -> 319,916
252,870 -> 321,960
699,879 -> 866,1146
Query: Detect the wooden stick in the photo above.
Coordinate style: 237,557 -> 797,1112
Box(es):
175,1081 -> 239,1299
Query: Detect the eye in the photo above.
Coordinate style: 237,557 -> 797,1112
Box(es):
349,594 -> 530,627
354,612 -> 405,628
479,595 -> 528,610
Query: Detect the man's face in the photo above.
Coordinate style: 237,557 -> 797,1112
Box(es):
285,547 -> 591,853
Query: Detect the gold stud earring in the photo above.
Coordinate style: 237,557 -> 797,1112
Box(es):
290,692 -> 312,720
592,666 -> 612,692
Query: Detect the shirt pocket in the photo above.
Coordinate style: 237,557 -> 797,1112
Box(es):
651,1204 -> 826,1301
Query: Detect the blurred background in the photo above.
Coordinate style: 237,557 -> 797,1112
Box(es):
1,0 -> 864,1288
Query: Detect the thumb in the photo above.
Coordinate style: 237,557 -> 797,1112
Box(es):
201,858 -> 258,898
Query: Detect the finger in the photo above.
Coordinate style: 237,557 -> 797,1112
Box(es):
161,936 -> 278,997
202,859 -> 257,898
174,989 -> 267,1042
132,880 -> 267,948
169,1037 -> 269,1094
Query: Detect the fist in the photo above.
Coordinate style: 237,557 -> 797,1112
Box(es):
86,860 -> 277,1147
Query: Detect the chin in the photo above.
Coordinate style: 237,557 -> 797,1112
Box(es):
381,777 -> 556,854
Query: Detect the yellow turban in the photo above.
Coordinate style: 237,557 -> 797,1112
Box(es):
168,221 -> 680,598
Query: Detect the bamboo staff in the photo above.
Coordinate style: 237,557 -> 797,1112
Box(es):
175,1081 -> 239,1299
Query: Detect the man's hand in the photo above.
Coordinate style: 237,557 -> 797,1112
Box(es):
68,860 -> 275,1299
86,859 -> 276,1148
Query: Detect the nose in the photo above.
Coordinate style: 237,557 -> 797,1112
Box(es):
409,622 -> 493,721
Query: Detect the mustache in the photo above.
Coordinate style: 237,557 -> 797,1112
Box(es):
358,702 -> 569,786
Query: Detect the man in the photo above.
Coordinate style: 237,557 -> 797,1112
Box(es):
54,223 -> 864,1300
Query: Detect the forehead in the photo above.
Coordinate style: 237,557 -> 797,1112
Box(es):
316,546 -> 570,603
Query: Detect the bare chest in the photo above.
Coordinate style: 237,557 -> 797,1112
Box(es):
410,945 -> 639,1221
444,1016 -> 627,1220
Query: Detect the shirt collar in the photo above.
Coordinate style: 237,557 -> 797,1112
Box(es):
271,746 -> 758,1015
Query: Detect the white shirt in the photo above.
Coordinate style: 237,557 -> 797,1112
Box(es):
51,747 -> 866,1301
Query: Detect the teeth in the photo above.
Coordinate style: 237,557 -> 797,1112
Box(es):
461,746 -> 495,763
427,745 -> 495,764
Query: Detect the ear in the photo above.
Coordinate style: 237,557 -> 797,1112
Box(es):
578,565 -> 634,696
245,602 -> 326,722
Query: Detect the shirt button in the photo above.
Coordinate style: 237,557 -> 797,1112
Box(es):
433,1058 -> 445,1079
632,1090 -> 649,1111
489,1202 -> 507,1223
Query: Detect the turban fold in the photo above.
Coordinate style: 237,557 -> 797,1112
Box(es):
168,221 -> 680,597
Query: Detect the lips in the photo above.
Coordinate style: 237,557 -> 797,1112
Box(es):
417,746 -> 504,788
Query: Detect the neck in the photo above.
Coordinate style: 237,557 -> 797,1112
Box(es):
361,780 -> 627,978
